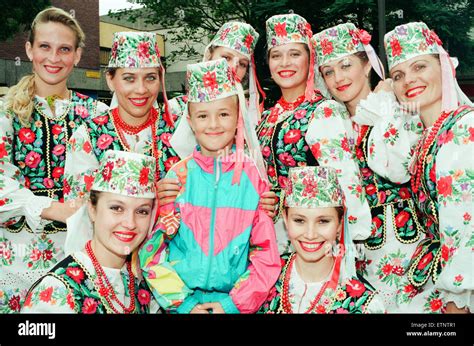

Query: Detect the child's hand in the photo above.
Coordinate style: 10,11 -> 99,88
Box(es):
190,304 -> 210,314
259,191 -> 278,218
156,178 -> 180,206
198,302 -> 225,314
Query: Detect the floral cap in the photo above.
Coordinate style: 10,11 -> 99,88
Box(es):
313,23 -> 371,66
384,22 -> 473,112
204,21 -> 259,60
284,166 -> 343,208
265,13 -> 312,49
92,150 -> 156,199
384,22 -> 442,70
186,58 -> 238,103
108,31 -> 162,68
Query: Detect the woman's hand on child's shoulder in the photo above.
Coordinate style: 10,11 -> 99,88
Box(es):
259,191 -> 278,218
156,178 -> 180,206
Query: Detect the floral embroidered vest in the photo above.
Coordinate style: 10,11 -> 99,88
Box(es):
259,253 -> 378,314
356,125 -> 422,250
407,106 -> 472,289
83,108 -> 179,180
27,255 -> 150,314
257,94 -> 324,221
9,92 -> 96,234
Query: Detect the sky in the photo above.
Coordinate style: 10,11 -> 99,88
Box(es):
99,0 -> 143,16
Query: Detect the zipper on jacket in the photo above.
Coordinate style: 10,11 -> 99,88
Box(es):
204,157 -> 220,289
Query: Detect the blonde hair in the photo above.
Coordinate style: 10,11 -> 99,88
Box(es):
3,7 -> 85,126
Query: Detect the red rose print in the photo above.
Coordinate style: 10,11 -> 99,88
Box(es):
19,128 -> 36,144
84,175 -> 94,192
66,267 -> 85,284
0,142 -> 7,159
82,297 -> 98,314
469,127 -> 474,142
274,22 -> 287,37
137,41 -> 151,59
24,151 -> 41,169
382,264 -> 393,276
267,165 -> 276,177
437,176 -> 452,197
97,134 -> 113,150
161,133 -> 172,147
430,298 -> 443,312
39,287 -> 53,303
278,152 -> 296,167
278,176 -> 289,189
43,178 -> 54,189
102,162 -> 114,182
357,29 -> 372,45
63,179 -> 71,195
321,38 -> 333,55
51,124 -> 63,135
139,167 -> 150,186
361,168 -> 372,179
220,28 -> 231,40
75,105 -> 90,119
346,279 -> 366,298
244,34 -> 254,49
52,167 -> 64,179
42,249 -> 53,261
283,129 -> 301,144
138,289 -> 151,306
93,115 -> 109,125
365,184 -> 377,195
164,156 -> 180,171
67,293 -> 75,310
395,210 -> 410,228
294,109 -> 307,120
8,295 -> 21,312
390,38 -> 402,57
341,137 -> 350,153
441,244 -> 449,262
203,71 -> 218,90
417,252 -> 433,270
372,216 -> 383,231
262,146 -> 271,158
323,107 -> 333,118
399,187 -> 410,199
83,141 -> 92,154
310,142 -> 321,159
355,147 -> 364,160
52,144 -> 65,156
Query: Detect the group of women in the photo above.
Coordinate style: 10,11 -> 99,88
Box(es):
0,6 -> 471,314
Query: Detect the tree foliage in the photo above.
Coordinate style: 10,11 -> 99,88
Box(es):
0,0 -> 51,41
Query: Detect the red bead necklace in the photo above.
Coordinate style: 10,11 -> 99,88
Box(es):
277,94 -> 305,111
111,107 -> 157,135
111,107 -> 161,179
85,240 -> 136,314
280,254 -> 331,314
411,111 -> 451,194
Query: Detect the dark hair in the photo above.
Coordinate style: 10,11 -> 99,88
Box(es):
335,206 -> 344,221
106,68 -> 117,78
89,190 -> 101,206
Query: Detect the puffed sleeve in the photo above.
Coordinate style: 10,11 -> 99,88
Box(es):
353,90 -> 423,183
0,110 -> 53,230
21,275 -> 76,313
305,99 -> 372,241
433,112 -> 474,311
63,123 -> 100,201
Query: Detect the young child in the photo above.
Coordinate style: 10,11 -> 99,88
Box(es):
259,166 -> 384,313
139,58 -> 280,313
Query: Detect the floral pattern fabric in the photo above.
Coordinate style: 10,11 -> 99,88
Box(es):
63,106 -> 178,201
108,32 -> 162,68
399,107 -> 473,312
206,21 -> 259,59
257,94 -> 371,253
265,13 -> 312,49
259,253 -> 384,314
0,92 -> 103,313
354,123 -> 423,311
21,252 -> 151,313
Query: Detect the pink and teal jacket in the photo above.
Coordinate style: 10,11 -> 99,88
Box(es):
139,147 -> 280,313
